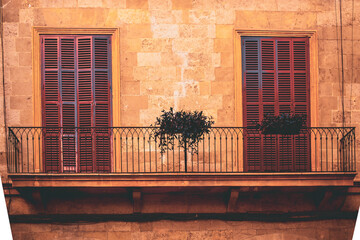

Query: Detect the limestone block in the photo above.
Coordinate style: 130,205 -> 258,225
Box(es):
186,25 -> 212,38
214,38 -> 233,52
161,52 -> 184,66
211,81 -> 234,95
102,0 -> 126,8
276,0 -> 302,11
172,38 -> 213,53
121,81 -> 140,95
216,25 -> 233,39
127,24 -> 153,38
189,10 -> 216,24
121,52 -> 137,67
254,0 -> 278,11
38,0 -> 64,8
30,224 -> 52,233
134,67 -> 157,81
151,24 -> 179,38
317,11 -> 337,27
3,37 -> 16,53
123,38 -> 142,52
221,52 -> 233,67
63,0 -> 79,8
148,96 -> 175,110
178,95 -> 222,110
10,67 -> 31,82
319,83 -> 334,96
172,0 -> 192,9
117,9 -> 150,24
141,81 -> 173,95
121,96 -> 148,111
188,53 -> 212,67
108,232 -> 132,240
106,222 -> 132,232
10,96 -> 31,110
15,37 -> 31,53
3,9 -> 19,22
78,0 -> 103,8
183,67 -> 205,81
140,109 -> 167,125
199,81 -> 210,95
82,232 -> 107,240
215,67 -> 233,82
138,52 -> 161,66
148,0 -> 172,10
332,110 -> 351,124
318,27 -> 338,40
120,66 -> 134,81
20,109 -> 32,125
319,40 -> 339,54
18,23 -> 31,37
215,9 -> 235,24
19,9 -> 34,23
320,96 -> 339,110
121,109 -> 140,125
318,53 -> 338,69
149,10 -> 183,24
3,23 -> 18,37
4,52 -> 18,67
126,0 -> 148,9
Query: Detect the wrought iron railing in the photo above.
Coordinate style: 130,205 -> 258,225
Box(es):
7,127 -> 356,174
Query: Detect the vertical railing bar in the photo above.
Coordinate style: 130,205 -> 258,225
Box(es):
155,136 -> 157,173
325,132 -> 328,172
203,133 -> 205,173
132,135 -> 134,173
214,133 -> 216,173
126,135 -> 128,173
143,132 -> 146,173
149,132 -> 152,173
231,132 -> 234,173
331,131 -> 334,172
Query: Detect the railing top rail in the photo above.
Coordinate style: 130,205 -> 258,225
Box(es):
8,126 -> 357,129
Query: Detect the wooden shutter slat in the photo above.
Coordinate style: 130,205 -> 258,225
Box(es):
61,72 -> 75,102
61,38 -> 75,69
94,38 -> 109,69
77,38 -> 92,69
78,71 -> 92,102
44,38 -> 58,69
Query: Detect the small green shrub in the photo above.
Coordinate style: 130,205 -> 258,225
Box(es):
256,113 -> 306,135
152,108 -> 214,153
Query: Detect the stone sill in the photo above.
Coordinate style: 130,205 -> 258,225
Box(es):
8,172 -> 357,188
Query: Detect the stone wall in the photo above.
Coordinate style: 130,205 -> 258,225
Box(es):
1,1 -> 360,239
1,0 -> 359,143
10,219 -> 356,240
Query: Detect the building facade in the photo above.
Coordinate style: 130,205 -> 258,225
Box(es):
1,0 -> 360,239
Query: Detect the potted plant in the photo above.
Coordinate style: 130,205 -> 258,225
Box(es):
152,108 -> 214,171
256,113 -> 306,135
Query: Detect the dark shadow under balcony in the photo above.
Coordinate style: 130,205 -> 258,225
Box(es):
7,127 -> 357,187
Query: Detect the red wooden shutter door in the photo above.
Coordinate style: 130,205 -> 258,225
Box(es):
242,37 -> 310,172
42,35 -> 112,173
243,38 -> 261,171
61,37 -> 76,172
42,37 -> 61,172
94,37 -> 111,172
77,37 -> 94,172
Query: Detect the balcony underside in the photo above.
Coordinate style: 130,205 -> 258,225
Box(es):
9,172 -> 356,188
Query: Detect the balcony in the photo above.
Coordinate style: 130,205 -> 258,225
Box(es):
7,127 -> 356,188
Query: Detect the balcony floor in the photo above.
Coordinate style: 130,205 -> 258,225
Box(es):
8,172 -> 357,188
